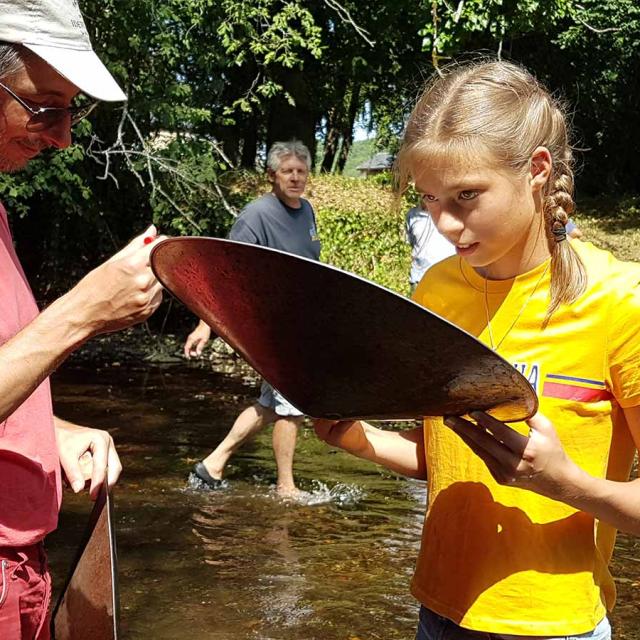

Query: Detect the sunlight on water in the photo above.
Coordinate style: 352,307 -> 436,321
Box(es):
290,480 -> 366,507
47,363 -> 640,640
186,472 -> 230,492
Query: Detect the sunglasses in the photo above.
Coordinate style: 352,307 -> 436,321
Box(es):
0,80 -> 99,132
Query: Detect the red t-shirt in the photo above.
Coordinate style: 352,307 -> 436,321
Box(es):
0,202 -> 61,546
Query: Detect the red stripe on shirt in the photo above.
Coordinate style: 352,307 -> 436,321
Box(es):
542,381 -> 612,402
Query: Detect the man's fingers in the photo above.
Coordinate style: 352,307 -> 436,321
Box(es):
108,224 -> 157,262
184,336 -> 205,359
88,436 -> 109,500
184,338 -> 198,359
107,444 -> 123,489
61,454 -> 86,493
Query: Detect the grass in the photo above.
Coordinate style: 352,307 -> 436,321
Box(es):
573,195 -> 640,262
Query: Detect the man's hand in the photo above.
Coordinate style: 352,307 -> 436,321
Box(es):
184,320 -> 212,359
63,224 -> 166,338
54,417 -> 122,500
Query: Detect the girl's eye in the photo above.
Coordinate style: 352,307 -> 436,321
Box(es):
421,194 -> 437,203
459,190 -> 479,201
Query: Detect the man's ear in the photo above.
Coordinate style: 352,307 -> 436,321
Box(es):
529,147 -> 552,192
267,168 -> 275,184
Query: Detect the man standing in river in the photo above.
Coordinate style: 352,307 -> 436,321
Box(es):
184,140 -> 321,498
0,1 -> 164,636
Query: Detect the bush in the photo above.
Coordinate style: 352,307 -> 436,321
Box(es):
308,175 -> 411,294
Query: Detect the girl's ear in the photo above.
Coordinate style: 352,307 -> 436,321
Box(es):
529,147 -> 552,192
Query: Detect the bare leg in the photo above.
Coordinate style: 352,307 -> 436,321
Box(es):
272,416 -> 303,496
201,402 -> 277,479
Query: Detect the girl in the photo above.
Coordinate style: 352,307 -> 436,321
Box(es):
315,60 -> 640,640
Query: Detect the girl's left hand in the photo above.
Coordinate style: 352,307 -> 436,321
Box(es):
443,411 -> 580,499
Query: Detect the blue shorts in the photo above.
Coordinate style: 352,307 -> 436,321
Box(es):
258,381 -> 303,417
415,607 -> 611,640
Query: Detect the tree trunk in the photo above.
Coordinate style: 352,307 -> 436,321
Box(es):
240,118 -> 259,169
336,83 -> 361,174
320,117 -> 340,173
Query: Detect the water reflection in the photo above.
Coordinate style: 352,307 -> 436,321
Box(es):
46,362 -> 639,639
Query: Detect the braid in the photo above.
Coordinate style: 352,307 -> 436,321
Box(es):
543,137 -> 586,319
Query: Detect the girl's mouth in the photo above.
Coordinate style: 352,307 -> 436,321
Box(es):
456,242 -> 479,257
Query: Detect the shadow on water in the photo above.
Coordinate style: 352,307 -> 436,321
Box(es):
46,361 -> 640,639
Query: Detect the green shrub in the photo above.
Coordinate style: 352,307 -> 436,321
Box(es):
308,175 -> 411,294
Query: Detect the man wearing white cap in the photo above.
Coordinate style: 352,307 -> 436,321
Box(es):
0,1 -> 162,637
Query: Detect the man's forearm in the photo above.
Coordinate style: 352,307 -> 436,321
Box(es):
0,291 -> 91,422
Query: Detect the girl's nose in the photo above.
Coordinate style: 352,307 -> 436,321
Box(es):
431,206 -> 464,243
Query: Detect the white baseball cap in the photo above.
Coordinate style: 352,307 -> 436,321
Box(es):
0,0 -> 126,101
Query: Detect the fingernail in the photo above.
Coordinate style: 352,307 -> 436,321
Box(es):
143,236 -> 154,245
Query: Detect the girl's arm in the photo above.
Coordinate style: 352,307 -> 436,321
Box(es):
444,409 -> 640,535
314,419 -> 427,479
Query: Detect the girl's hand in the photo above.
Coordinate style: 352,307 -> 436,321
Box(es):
443,411 -> 580,499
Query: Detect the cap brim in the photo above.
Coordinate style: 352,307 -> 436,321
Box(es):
23,44 -> 127,102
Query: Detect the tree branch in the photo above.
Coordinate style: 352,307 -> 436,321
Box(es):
323,0 -> 375,47
573,4 -> 622,34
85,106 -> 239,232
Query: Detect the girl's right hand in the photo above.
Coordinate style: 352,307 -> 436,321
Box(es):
314,419 -> 368,454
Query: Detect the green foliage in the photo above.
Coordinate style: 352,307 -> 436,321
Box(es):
310,175 -> 410,293
142,137 -> 231,237
340,139 -> 376,177
424,0 -> 572,57
0,144 -> 90,218
1,0 -> 638,303
550,0 -> 640,192
417,0 -> 640,194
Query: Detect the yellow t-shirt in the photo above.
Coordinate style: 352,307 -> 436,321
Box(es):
411,240 -> 640,635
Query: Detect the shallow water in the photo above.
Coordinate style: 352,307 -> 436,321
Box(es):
47,361 -> 640,638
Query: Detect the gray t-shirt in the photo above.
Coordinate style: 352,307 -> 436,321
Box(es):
229,194 -> 321,261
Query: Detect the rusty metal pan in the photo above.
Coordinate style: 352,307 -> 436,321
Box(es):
151,237 -> 538,422
52,484 -> 119,640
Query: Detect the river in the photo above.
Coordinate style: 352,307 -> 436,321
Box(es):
47,358 -> 640,638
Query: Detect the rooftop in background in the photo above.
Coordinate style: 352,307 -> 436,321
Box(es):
357,152 -> 394,177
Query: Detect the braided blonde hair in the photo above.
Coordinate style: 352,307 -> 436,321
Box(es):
395,59 -> 586,317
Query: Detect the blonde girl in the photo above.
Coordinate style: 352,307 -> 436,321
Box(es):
315,60 -> 640,640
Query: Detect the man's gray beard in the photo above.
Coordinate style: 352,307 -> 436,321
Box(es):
0,152 -> 27,173
0,127 -> 27,172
